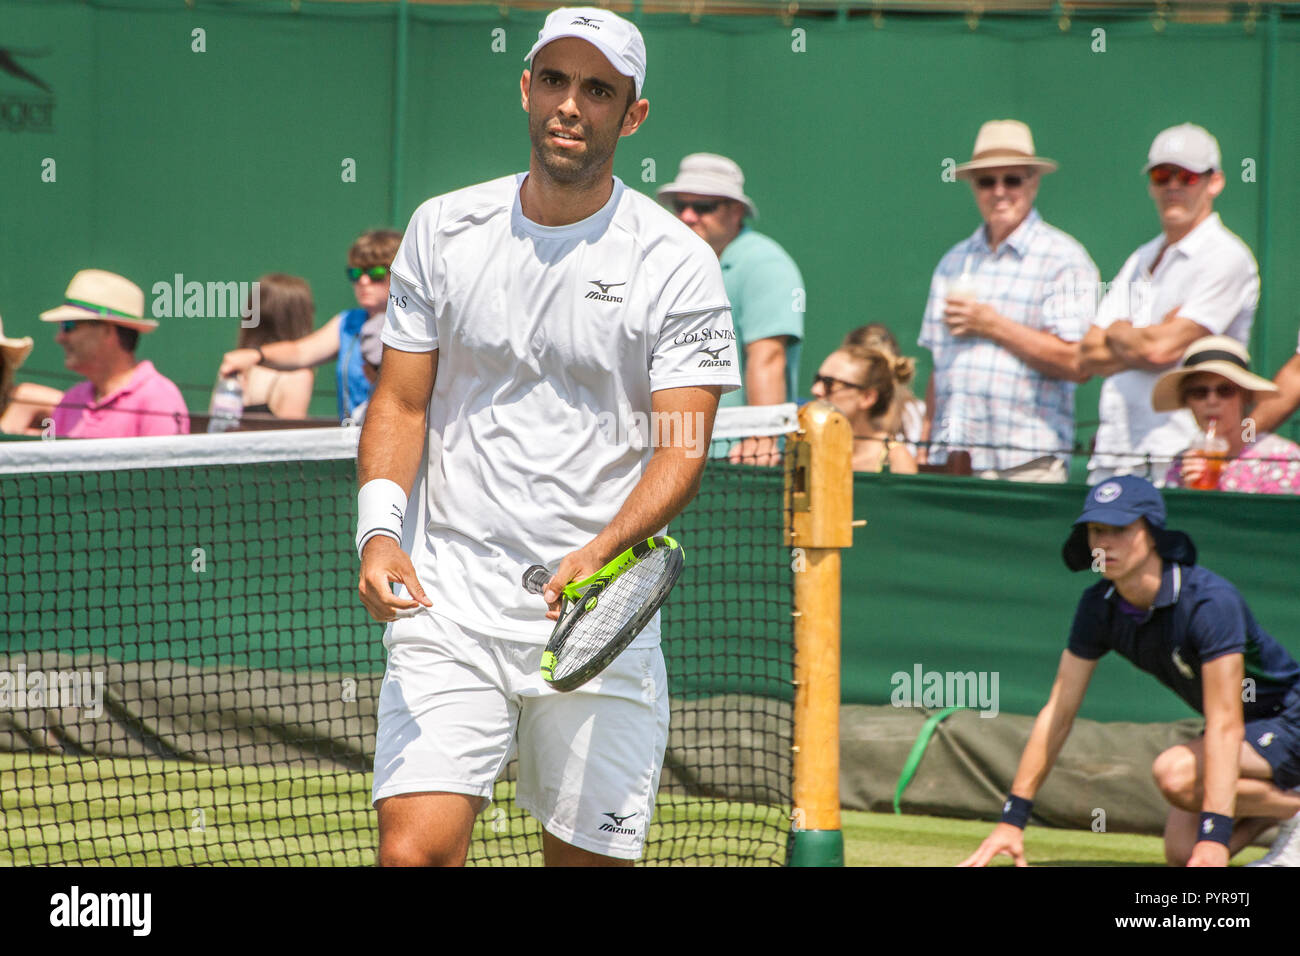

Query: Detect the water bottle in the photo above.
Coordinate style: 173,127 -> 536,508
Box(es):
208,376 -> 244,433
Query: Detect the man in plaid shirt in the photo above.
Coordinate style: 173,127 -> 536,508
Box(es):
919,120 -> 1098,480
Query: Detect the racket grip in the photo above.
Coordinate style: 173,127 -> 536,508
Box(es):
522,565 -> 550,595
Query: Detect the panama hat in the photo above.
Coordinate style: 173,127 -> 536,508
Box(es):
1150,336 -> 1277,413
39,269 -> 157,332
657,154 -> 759,219
955,120 -> 1059,180
0,312 -> 35,376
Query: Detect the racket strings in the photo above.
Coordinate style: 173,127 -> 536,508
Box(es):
553,550 -> 672,680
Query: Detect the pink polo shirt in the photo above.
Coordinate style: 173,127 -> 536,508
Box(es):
53,360 -> 190,438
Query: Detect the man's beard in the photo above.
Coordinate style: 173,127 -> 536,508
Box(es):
528,110 -> 618,185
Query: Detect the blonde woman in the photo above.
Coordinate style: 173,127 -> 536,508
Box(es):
810,342 -> 917,473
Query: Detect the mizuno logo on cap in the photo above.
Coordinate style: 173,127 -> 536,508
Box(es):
571,16 -> 601,28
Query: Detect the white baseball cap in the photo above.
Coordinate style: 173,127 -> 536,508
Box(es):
524,7 -> 647,100
1144,123 -> 1221,173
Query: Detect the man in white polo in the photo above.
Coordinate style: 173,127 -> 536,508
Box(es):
657,154 -> 803,465
1081,123 -> 1259,483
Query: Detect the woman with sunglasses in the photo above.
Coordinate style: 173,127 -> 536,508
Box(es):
218,229 -> 401,422
1152,336 -> 1300,494
809,343 -> 917,474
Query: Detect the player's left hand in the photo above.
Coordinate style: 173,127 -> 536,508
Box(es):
541,543 -> 610,621
1187,841 -> 1230,868
943,299 -> 998,339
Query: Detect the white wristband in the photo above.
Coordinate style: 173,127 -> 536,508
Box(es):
356,478 -> 408,559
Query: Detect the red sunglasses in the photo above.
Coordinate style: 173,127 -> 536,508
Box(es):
1149,165 -> 1204,188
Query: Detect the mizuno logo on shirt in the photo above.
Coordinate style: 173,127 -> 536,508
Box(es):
598,810 -> 639,834
697,345 -> 732,368
586,279 -> 625,302
1171,648 -> 1195,680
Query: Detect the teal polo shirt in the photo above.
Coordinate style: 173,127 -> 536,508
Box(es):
719,225 -> 804,408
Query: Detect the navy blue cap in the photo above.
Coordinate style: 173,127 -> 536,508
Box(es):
1062,476 -> 1196,571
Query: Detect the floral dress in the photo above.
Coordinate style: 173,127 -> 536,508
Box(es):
1165,432 -> 1300,494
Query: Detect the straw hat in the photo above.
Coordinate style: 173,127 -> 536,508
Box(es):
955,120 -> 1059,180
1150,335 -> 1277,412
39,269 -> 157,332
657,154 -> 759,219
1,311 -> 35,377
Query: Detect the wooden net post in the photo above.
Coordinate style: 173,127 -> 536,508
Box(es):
784,400 -> 852,866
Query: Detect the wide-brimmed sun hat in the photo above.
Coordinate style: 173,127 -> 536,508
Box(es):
657,153 -> 759,219
1150,335 -> 1277,413
38,269 -> 157,332
955,120 -> 1059,179
0,312 -> 35,376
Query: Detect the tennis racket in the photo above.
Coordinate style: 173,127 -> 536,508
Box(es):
522,536 -> 685,692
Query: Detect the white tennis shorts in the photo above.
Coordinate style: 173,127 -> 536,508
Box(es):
372,609 -> 670,860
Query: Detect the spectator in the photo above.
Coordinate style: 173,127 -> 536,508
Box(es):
657,154 -> 803,465
810,342 -> 917,474
1152,337 -> 1300,494
843,323 -> 925,454
40,270 -> 189,438
219,229 -> 401,422
919,120 -> 1097,482
0,313 -> 42,434
1081,123 -> 1259,483
225,274 -> 315,419
1249,330 -> 1300,435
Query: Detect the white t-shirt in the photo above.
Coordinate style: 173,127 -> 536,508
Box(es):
1088,212 -> 1258,477
381,173 -> 740,644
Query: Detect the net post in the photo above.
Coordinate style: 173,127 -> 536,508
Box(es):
783,399 -> 850,867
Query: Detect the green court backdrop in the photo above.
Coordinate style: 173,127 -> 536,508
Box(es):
2,1 -> 1299,439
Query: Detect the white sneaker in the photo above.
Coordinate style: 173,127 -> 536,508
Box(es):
1246,811 -> 1300,867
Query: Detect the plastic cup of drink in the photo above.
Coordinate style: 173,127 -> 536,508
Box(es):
946,273 -> 979,303
1187,435 -> 1229,490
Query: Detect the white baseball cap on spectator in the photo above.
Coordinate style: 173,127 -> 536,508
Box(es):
657,153 -> 759,219
524,7 -> 647,100
1144,123 -> 1221,173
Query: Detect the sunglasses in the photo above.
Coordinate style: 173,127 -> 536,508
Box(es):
974,173 -> 1028,190
1183,383 -> 1240,401
59,320 -> 100,333
673,200 -> 724,216
346,266 -> 389,283
812,374 -> 866,394
1149,165 -> 1204,188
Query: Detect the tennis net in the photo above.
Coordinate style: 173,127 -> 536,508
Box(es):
0,405 -> 797,866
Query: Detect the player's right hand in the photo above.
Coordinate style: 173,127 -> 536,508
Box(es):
218,348 -> 258,378
358,536 -> 433,622
957,823 -> 1029,867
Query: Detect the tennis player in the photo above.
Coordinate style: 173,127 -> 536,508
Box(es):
354,8 -> 740,866
961,476 -> 1300,867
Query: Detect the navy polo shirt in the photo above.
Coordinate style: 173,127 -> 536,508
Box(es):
1068,562 -> 1300,720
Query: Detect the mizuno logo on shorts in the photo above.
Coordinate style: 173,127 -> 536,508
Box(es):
599,810 -> 639,834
